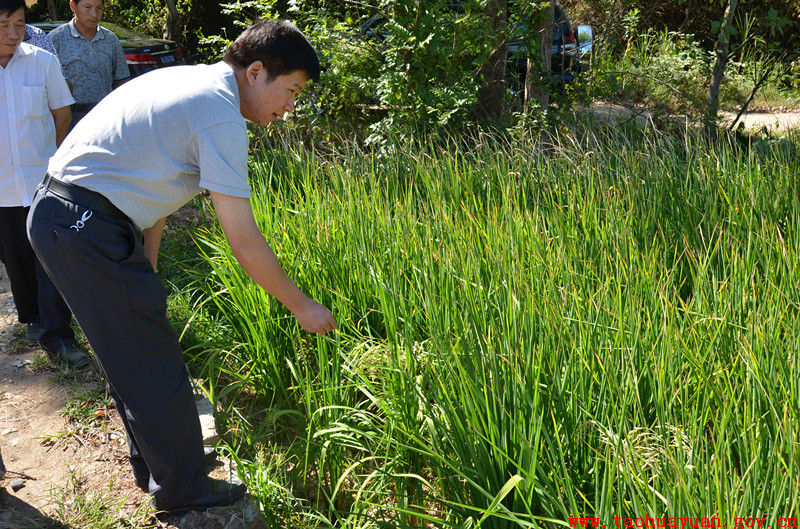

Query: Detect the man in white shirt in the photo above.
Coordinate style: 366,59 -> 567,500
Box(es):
0,0 -> 87,368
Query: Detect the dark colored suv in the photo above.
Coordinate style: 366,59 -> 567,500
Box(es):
359,2 -> 592,87
508,1 -> 593,85
31,21 -> 184,78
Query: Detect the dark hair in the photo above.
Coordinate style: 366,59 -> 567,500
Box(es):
0,0 -> 26,18
224,19 -> 320,83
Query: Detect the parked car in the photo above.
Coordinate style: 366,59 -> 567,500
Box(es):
359,2 -> 592,87
30,21 -> 184,78
507,1 -> 593,85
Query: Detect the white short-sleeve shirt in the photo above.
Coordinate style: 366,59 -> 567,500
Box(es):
0,43 -> 75,207
48,62 -> 250,230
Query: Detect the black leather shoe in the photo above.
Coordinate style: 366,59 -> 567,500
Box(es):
26,322 -> 44,343
154,478 -> 247,517
45,342 -> 89,369
135,447 -> 219,492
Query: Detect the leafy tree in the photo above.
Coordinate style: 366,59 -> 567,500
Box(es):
522,0 -> 555,114
706,0 -> 737,142
198,0 -> 563,141
475,0 -> 509,122
350,0 -> 497,142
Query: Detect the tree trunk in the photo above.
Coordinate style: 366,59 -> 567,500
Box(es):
46,0 -> 57,20
475,0 -> 508,122
524,1 -> 554,114
163,0 -> 181,42
706,0 -> 738,143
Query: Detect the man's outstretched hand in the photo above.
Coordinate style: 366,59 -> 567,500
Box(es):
294,297 -> 336,335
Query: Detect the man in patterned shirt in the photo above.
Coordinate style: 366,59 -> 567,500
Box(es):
24,23 -> 57,58
48,0 -> 129,128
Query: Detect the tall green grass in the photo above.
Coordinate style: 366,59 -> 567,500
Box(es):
191,127 -> 799,528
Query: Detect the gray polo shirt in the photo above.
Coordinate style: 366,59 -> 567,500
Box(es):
47,62 -> 250,230
49,19 -> 129,105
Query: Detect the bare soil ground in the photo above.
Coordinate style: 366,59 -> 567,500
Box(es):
588,102 -> 800,132
0,262 -> 264,529
720,106 -> 800,132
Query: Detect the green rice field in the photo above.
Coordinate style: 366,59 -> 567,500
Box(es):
178,127 -> 800,528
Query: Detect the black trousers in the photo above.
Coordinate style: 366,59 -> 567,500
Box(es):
27,185 -> 207,510
0,206 -> 75,349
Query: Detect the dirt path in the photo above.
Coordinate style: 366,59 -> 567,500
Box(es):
0,264 -> 132,527
720,107 -> 800,132
0,263 -> 263,529
589,102 -> 800,132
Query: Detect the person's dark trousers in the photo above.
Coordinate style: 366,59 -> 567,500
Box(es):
35,258 -> 77,351
69,102 -> 97,131
0,207 -> 39,323
0,206 -> 75,348
27,185 -> 207,511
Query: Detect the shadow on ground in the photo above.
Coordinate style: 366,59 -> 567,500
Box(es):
0,488 -> 70,529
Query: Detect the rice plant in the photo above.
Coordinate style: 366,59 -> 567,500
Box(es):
191,126 -> 800,528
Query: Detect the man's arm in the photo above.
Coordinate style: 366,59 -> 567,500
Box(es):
142,216 -> 167,271
209,191 -> 336,335
50,106 -> 72,146
110,34 -> 131,89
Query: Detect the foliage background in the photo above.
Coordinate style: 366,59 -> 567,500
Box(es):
25,0 -> 800,133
